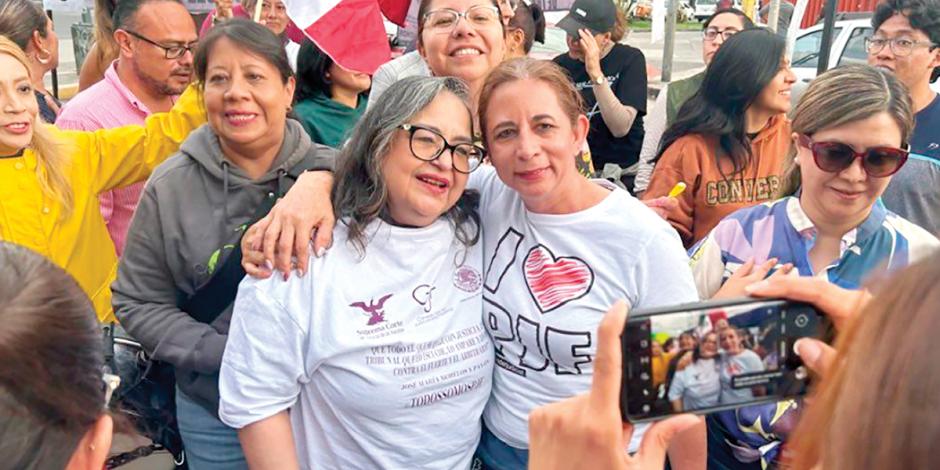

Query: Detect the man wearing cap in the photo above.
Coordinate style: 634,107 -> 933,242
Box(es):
553,0 -> 648,192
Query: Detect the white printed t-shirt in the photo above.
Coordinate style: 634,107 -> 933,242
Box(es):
219,218 -> 493,470
469,168 -> 699,451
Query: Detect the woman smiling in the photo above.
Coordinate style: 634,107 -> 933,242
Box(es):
112,20 -> 334,467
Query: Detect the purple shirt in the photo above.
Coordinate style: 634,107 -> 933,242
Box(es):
57,61 -> 177,256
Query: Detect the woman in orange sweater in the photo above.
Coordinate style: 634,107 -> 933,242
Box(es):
643,28 -> 795,248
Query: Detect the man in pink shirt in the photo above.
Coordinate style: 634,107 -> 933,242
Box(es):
58,0 -> 198,256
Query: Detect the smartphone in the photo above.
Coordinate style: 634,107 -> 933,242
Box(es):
620,297 -> 830,423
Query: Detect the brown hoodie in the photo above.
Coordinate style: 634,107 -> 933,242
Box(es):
642,115 -> 791,248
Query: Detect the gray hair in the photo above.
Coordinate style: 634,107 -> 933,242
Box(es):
332,75 -> 481,256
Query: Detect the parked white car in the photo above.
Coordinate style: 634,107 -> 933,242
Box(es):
790,17 -> 940,105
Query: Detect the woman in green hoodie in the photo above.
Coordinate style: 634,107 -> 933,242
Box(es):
293,40 -> 371,149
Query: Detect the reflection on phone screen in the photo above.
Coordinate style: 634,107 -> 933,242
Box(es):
623,299 -> 820,421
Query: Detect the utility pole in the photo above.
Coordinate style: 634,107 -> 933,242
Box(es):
816,0 -> 838,75
767,0 -> 781,32
661,0 -> 678,82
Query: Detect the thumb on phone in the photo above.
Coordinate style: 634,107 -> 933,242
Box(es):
794,338 -> 836,378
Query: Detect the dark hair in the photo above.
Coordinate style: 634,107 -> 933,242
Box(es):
508,1 -> 545,53
295,39 -> 334,102
194,18 -> 293,85
0,243 -> 105,468
873,0 -> 940,47
112,0 -> 184,31
692,331 -> 718,362
704,7 -> 755,30
0,0 -> 50,51
332,76 -> 481,256
655,28 -> 786,177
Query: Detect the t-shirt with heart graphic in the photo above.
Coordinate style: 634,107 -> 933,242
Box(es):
469,167 -> 699,452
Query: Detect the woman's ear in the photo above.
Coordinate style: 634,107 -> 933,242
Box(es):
574,113 -> 590,146
65,414 -> 113,470
27,29 -> 44,55
285,75 -> 296,107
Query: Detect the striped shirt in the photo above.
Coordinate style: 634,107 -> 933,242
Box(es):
57,61 -> 176,256
688,195 -> 939,466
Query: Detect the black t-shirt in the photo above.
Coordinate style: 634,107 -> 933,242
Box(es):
554,43 -> 648,169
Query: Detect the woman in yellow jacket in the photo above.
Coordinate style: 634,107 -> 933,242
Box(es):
0,36 -> 205,322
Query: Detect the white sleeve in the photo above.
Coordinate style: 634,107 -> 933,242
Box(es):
632,221 -> 699,309
634,86 -> 669,195
218,276 -> 310,429
688,234 -> 727,300
667,369 -> 686,402
367,62 -> 397,110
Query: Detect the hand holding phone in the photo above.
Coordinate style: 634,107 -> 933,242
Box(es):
620,297 -> 831,423
529,301 -> 702,470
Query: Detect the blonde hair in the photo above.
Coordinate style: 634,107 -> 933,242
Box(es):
92,0 -> 119,67
776,65 -> 913,197
0,36 -> 72,217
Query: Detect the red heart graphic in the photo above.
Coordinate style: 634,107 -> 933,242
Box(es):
524,245 -> 594,313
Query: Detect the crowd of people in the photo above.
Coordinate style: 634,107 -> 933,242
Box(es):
0,0 -> 938,468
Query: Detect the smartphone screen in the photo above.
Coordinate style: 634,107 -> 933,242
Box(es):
621,298 -> 824,422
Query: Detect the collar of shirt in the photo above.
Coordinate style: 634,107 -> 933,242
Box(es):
783,195 -> 887,271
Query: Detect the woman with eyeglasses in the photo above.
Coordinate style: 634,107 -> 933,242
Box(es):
635,8 -> 754,195
641,28 -> 796,248
217,75 -> 492,469
0,0 -> 62,122
688,64 -> 939,470
553,0 -> 648,185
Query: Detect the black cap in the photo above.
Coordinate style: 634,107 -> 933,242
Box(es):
556,0 -> 617,37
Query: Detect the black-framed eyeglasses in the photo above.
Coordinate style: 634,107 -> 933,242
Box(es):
703,27 -> 739,42
865,36 -> 938,57
798,134 -> 909,177
122,29 -> 198,59
399,124 -> 484,174
422,5 -> 501,35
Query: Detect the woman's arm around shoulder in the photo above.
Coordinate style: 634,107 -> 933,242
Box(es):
59,84 -> 207,196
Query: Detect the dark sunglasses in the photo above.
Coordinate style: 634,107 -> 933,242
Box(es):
798,134 -> 908,177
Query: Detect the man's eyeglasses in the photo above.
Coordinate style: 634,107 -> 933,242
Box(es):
865,36 -> 938,57
399,124 -> 484,174
422,5 -> 501,35
798,134 -> 908,177
122,29 -> 198,59
703,27 -> 739,42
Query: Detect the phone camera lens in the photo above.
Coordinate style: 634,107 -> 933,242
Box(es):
642,404 -> 650,413
795,365 -> 808,380
795,313 -> 809,328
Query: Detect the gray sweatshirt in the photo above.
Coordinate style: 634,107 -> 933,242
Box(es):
113,120 -> 335,415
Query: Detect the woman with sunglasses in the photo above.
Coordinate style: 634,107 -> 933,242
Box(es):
687,64 -> 939,470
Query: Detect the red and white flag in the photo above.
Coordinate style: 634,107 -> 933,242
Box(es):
285,0 -> 405,75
